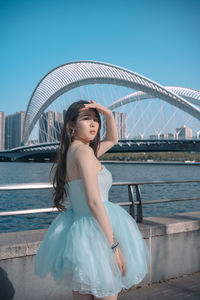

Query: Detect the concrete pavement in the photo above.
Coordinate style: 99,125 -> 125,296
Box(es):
119,272 -> 200,300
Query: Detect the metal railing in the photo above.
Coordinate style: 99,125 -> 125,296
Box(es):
0,180 -> 200,222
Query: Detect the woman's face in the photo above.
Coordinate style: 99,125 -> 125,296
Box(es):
73,108 -> 99,143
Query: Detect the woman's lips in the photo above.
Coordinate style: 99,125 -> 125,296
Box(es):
90,130 -> 96,135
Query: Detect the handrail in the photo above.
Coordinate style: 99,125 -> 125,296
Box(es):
0,183 -> 52,191
0,180 -> 200,222
1,179 -> 200,191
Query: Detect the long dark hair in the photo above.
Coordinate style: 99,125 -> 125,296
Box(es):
52,100 -> 101,212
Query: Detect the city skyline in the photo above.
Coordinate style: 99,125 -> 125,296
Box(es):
1,0 -> 200,116
1,107 -> 198,151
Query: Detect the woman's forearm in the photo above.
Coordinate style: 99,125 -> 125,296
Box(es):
88,200 -> 115,246
104,110 -> 118,143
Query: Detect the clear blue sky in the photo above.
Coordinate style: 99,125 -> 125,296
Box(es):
1,0 -> 200,115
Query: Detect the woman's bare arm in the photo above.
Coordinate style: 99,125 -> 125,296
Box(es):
75,144 -> 127,275
97,110 -> 118,157
75,145 -> 115,246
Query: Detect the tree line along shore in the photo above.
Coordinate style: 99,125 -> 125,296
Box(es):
101,152 -> 200,162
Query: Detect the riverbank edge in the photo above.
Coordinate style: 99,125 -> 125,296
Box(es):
1,160 -> 200,165
101,160 -> 200,165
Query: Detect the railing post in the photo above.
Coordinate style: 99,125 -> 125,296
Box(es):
128,185 -> 135,219
135,184 -> 143,223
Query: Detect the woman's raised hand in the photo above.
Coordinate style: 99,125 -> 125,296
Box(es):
114,246 -> 126,276
83,100 -> 112,117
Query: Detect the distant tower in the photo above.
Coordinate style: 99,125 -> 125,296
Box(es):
160,133 -> 169,139
39,111 -> 63,143
120,112 -> 127,139
54,112 -> 63,141
0,111 -> 5,150
149,134 -> 159,140
175,125 -> 192,139
5,111 -> 26,149
63,109 -> 67,121
112,112 -> 127,140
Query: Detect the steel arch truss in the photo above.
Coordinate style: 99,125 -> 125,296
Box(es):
108,86 -> 200,110
23,61 -> 200,143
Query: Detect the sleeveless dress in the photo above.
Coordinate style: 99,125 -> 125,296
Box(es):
34,165 -> 151,298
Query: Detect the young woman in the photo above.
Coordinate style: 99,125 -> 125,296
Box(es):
35,100 -> 151,300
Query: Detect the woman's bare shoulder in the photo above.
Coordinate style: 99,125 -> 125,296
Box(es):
75,144 -> 94,156
75,145 -> 96,166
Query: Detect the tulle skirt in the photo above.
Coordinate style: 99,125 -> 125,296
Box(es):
34,201 -> 151,298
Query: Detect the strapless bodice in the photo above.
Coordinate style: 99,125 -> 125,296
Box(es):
65,165 -> 112,219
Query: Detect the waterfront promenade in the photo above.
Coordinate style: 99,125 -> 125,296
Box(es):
1,210 -> 200,299
119,272 -> 200,300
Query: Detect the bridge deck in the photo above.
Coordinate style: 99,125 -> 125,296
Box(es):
1,139 -> 200,162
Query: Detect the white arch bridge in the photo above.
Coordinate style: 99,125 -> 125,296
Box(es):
23,60 -> 200,144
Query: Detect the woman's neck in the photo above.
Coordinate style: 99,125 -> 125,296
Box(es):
73,137 -> 89,146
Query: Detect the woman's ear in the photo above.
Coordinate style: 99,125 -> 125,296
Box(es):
68,121 -> 75,131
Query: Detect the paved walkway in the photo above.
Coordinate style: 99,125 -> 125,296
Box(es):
119,272 -> 200,300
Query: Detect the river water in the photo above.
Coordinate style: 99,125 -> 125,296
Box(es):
0,162 -> 200,233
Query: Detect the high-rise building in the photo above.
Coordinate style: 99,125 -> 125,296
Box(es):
63,109 -> 67,121
160,134 -> 168,139
167,133 -> 174,139
149,134 -> 159,140
149,133 -> 174,140
0,112 -> 5,150
120,112 -> 127,139
112,112 -> 127,139
175,125 -> 192,139
39,111 -> 63,143
5,111 -> 25,149
54,112 -> 63,141
160,133 -> 174,139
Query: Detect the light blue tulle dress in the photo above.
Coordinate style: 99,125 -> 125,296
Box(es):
34,165 -> 151,298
